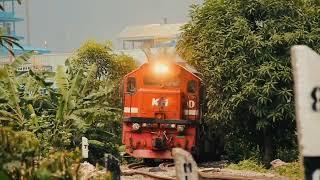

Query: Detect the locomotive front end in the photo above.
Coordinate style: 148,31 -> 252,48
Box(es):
122,60 -> 202,160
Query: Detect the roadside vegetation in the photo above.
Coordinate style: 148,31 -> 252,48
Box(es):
274,162 -> 303,179
0,40 -> 136,179
228,159 -> 268,173
1,0 -> 320,179
177,0 -> 320,167
228,159 -> 303,179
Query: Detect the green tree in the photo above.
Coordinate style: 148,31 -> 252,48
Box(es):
177,0 -> 320,163
69,40 -> 137,80
68,40 -> 137,108
69,40 -> 114,79
0,38 -> 137,170
111,53 -> 138,80
0,55 -> 122,160
68,40 -> 137,163
0,51 -> 37,127
55,64 -> 123,163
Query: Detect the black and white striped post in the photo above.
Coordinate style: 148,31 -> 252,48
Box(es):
291,45 -> 320,180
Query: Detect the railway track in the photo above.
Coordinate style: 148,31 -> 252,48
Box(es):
127,162 -> 148,169
123,162 -> 175,180
122,162 -> 281,180
159,162 -> 175,168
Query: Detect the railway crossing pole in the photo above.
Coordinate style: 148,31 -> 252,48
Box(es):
291,45 -> 320,180
173,148 -> 199,180
81,137 -> 89,160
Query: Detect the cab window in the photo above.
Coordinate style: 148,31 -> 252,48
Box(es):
127,77 -> 136,92
143,76 -> 180,87
187,80 -> 197,93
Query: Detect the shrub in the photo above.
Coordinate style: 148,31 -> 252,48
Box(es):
177,0 -> 320,163
228,159 -> 268,173
274,162 -> 303,180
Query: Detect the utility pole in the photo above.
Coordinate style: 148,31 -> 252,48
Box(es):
163,17 -> 168,24
25,0 -> 31,45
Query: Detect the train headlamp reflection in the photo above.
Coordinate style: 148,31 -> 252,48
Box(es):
153,63 -> 169,74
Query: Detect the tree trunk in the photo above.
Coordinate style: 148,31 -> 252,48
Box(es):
262,127 -> 273,166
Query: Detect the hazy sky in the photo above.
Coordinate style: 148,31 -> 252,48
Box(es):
15,0 -> 202,53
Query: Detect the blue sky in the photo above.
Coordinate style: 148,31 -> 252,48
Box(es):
15,0 -> 202,53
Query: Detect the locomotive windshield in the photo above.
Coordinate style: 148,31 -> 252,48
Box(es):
142,62 -> 182,87
143,76 -> 180,87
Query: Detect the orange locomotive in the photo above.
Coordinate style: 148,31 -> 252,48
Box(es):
122,60 -> 204,160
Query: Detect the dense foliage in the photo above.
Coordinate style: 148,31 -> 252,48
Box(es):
68,40 -> 115,79
69,40 -> 137,81
0,127 -> 83,179
68,40 -> 137,109
228,159 -> 303,179
67,41 -> 137,164
0,40 -> 137,178
177,0 -> 320,163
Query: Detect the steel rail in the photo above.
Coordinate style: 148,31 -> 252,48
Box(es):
127,162 -> 147,169
124,162 -> 283,180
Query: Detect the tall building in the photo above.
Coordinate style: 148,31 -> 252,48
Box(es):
0,0 -> 49,56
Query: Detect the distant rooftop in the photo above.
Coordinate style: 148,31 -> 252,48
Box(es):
115,47 -> 198,74
118,23 -> 185,40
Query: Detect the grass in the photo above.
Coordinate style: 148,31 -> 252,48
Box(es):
227,159 -> 303,179
118,145 -> 126,152
273,162 -> 303,180
228,159 -> 268,173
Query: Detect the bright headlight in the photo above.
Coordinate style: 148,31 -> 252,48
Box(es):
154,63 -> 169,74
132,123 -> 140,131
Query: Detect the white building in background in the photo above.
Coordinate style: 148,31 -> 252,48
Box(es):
0,53 -> 70,72
117,23 -> 185,64
118,23 -> 184,50
28,53 -> 71,71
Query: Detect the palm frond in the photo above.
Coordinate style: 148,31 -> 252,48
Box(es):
81,64 -> 97,96
0,35 -> 24,56
66,114 -> 87,130
0,110 -> 20,122
11,51 -> 36,69
0,41 -> 14,56
0,68 -> 18,106
0,68 -> 9,80
64,69 -> 84,112
29,70 -> 53,87
0,0 -> 22,12
0,0 -> 22,22
4,68 -> 24,123
55,66 -> 69,97
27,104 -> 35,114
0,86 -> 8,103
69,69 -> 83,97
